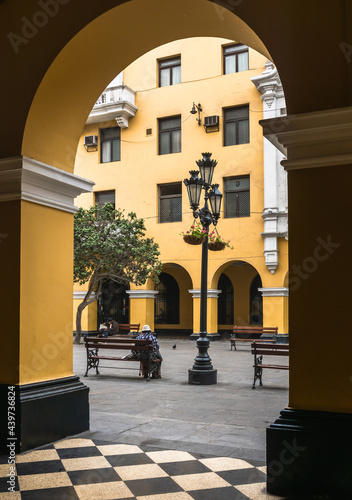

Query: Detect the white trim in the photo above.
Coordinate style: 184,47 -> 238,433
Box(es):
73,291 -> 96,300
126,290 -> 158,299
258,287 -> 289,297
260,106 -> 352,171
188,289 -> 222,299
0,156 -> 94,213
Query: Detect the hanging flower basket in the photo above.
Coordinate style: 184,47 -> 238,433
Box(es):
208,228 -> 233,251
181,221 -> 207,245
183,234 -> 206,245
208,241 -> 226,251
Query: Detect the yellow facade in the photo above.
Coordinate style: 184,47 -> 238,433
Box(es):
74,37 -> 288,337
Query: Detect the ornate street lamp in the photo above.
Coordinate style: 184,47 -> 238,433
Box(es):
184,152 -> 222,385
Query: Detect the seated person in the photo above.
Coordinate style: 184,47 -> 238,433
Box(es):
106,318 -> 119,335
131,324 -> 162,378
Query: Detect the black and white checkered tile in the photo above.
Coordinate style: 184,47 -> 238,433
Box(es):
0,438 -> 284,499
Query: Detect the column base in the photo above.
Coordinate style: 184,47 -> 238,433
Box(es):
188,369 -> 217,385
0,375 -> 89,454
267,408 -> 352,497
189,332 -> 221,341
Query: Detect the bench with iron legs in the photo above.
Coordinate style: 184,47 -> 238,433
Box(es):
84,336 -> 160,381
251,341 -> 289,389
230,326 -> 278,350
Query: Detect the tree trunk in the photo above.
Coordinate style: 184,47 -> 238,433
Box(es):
73,272 -> 101,344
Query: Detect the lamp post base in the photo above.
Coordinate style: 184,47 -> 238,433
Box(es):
188,368 -> 217,385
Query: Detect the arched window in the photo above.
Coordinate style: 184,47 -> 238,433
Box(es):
218,273 -> 234,325
97,279 -> 129,327
250,274 -> 263,325
154,272 -> 180,324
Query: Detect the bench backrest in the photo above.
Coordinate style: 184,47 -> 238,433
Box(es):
85,336 -> 153,351
118,323 -> 140,332
251,342 -> 289,356
233,326 -> 278,338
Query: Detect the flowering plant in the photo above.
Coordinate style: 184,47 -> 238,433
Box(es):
181,221 -> 208,240
208,230 -> 233,249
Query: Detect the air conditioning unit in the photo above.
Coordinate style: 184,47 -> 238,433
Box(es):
203,115 -> 219,132
84,135 -> 98,147
84,135 -> 98,151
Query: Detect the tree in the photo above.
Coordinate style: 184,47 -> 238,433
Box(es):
73,203 -> 162,343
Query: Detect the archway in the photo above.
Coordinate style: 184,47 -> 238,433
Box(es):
2,2 -> 352,496
154,264 -> 193,336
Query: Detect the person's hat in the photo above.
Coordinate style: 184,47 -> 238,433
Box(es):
142,324 -> 151,332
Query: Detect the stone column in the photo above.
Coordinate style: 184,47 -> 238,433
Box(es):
126,290 -> 158,332
258,287 -> 288,341
0,156 -> 94,453
262,107 -> 352,496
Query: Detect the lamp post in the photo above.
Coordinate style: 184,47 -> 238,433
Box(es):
184,152 -> 222,385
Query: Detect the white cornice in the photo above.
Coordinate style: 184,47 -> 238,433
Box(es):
260,106 -> 352,170
188,289 -> 222,299
0,156 -> 94,213
258,287 -> 289,297
126,290 -> 158,299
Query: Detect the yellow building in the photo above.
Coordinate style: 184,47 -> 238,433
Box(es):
74,37 -> 288,340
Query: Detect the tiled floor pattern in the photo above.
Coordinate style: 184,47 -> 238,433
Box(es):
0,438 -> 283,499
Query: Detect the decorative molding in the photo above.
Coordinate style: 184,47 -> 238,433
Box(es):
0,156 -> 94,213
260,106 -> 352,170
252,62 -> 288,274
126,290 -> 158,299
258,287 -> 289,297
188,289 -> 222,299
251,60 -> 284,109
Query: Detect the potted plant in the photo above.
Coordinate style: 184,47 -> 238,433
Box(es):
208,229 -> 233,251
182,221 -> 207,245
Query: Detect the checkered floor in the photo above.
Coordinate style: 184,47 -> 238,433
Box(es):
0,438 -> 283,499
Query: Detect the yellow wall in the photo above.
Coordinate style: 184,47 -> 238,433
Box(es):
19,202 -> 74,384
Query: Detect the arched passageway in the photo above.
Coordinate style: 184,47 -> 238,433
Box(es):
2,1 -> 352,496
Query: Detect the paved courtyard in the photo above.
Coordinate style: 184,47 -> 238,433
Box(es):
76,338 -> 289,463
1,338 -> 290,499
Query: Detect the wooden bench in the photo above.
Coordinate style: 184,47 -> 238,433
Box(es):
230,326 -> 278,350
84,336 -> 160,381
251,341 -> 289,389
117,323 -> 140,334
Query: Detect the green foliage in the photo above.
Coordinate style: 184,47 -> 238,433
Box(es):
74,203 -> 162,288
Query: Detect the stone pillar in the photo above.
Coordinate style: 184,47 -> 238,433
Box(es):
258,287 -> 288,341
0,156 -> 94,453
126,290 -> 158,331
188,289 -> 221,340
262,107 -> 352,497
